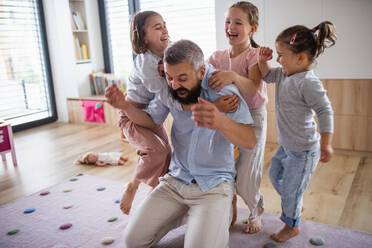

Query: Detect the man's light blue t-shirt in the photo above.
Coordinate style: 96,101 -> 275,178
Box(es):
145,64 -> 253,192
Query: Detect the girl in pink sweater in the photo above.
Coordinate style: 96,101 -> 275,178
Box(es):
208,1 -> 267,234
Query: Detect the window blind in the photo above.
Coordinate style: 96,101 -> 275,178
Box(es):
102,0 -> 216,80
140,0 -> 216,59
103,0 -> 133,78
0,0 -> 55,127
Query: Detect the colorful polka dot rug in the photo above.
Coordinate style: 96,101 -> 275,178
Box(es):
1,174 -> 371,247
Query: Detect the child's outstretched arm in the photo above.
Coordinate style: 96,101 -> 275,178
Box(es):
258,47 -> 273,77
320,132 -> 333,162
208,69 -> 261,97
191,98 -> 256,149
105,83 -> 159,131
181,95 -> 239,113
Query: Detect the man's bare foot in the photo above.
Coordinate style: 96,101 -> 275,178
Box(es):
270,224 -> 300,243
230,194 -> 237,228
120,181 -> 139,215
244,215 -> 262,234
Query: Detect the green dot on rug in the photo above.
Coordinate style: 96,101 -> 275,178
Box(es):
7,229 -> 20,235
107,217 -> 118,222
310,237 -> 325,246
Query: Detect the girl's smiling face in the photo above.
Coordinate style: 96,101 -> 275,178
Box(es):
143,14 -> 168,57
275,42 -> 301,76
225,7 -> 256,47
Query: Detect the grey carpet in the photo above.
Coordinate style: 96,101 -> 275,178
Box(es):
0,174 -> 371,248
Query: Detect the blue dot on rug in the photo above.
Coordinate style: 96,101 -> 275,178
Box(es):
24,208 -> 35,214
263,242 -> 277,248
310,237 -> 325,246
115,199 -> 120,204
7,229 -> 20,235
97,187 -> 106,191
59,223 -> 73,230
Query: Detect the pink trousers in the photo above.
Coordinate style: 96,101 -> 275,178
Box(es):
119,111 -> 171,188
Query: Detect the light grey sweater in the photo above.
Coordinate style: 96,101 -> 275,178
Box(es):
264,68 -> 333,152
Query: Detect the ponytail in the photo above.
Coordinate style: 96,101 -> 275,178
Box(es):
276,21 -> 336,62
250,37 -> 259,48
312,21 -> 337,58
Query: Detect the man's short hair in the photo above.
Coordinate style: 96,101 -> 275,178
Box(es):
164,39 -> 204,72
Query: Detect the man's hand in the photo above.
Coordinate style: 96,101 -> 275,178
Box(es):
105,83 -> 127,110
208,70 -> 235,92
258,47 -> 273,62
191,97 -> 225,130
214,95 -> 239,113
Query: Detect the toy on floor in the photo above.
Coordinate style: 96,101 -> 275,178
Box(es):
76,152 -> 128,166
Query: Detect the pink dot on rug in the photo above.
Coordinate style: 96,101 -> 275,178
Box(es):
59,223 -> 72,230
40,191 -> 50,196
63,205 -> 73,209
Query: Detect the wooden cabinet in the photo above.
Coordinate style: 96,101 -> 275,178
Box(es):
266,79 -> 372,152
66,97 -> 119,127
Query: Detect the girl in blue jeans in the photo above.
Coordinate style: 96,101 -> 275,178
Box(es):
257,21 -> 337,243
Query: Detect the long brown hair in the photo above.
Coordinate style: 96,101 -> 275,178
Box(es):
130,11 -> 160,54
276,21 -> 337,62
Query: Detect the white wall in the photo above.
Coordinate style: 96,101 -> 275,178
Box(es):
43,0 -> 371,122
43,0 -> 104,122
215,0 -> 372,79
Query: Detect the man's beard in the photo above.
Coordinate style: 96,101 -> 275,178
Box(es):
168,82 -> 201,105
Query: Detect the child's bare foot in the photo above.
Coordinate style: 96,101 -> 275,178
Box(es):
244,215 -> 262,234
120,181 -> 139,215
270,224 -> 300,243
230,194 -> 237,228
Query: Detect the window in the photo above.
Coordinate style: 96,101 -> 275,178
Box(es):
99,0 -> 133,78
0,0 -> 56,131
140,0 -> 216,59
99,0 -> 216,80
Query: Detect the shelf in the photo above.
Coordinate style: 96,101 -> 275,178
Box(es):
76,59 -> 91,64
69,0 -> 90,62
72,30 -> 88,33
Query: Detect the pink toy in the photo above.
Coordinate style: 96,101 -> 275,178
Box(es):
0,121 -> 17,165
82,100 -> 105,123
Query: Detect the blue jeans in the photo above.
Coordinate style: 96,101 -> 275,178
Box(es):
269,145 -> 320,227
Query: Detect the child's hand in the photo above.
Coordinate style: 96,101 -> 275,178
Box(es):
96,160 -> 106,167
158,60 -> 165,78
208,70 -> 235,92
105,83 -> 127,110
214,95 -> 239,113
320,144 -> 333,163
258,47 -> 273,62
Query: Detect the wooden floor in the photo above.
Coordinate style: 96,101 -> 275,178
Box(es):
1,122 -> 371,234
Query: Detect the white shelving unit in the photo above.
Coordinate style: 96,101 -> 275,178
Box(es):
69,0 -> 91,63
